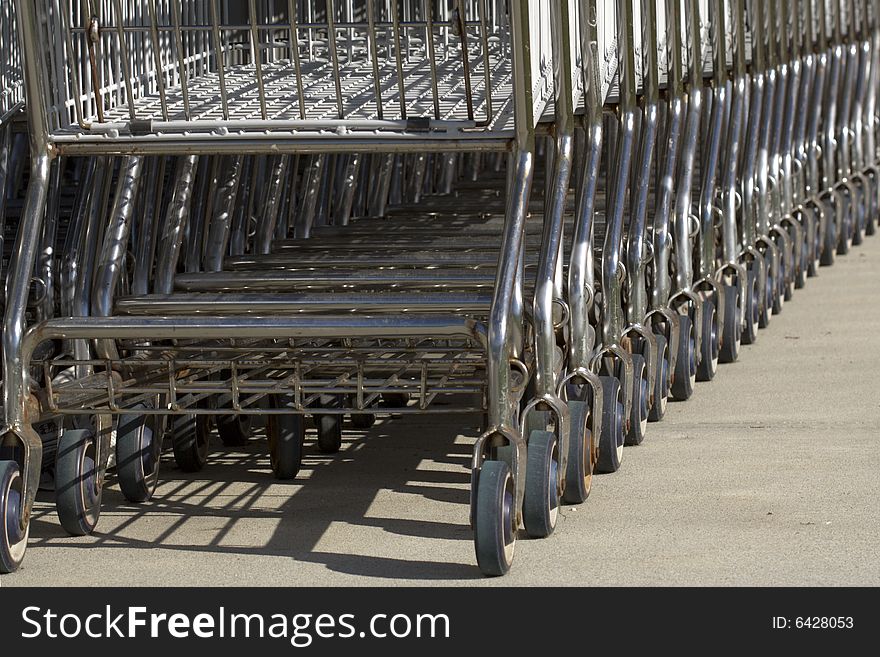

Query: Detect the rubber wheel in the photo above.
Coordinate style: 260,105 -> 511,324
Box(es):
381,393 -> 410,408
55,428 -> 101,536
719,283 -> 741,363
595,376 -> 624,473
837,202 -> 852,255
671,314 -> 696,401
781,236 -> 795,302
773,248 -> 786,313
794,225 -> 808,289
115,407 -> 162,503
742,265 -> 760,345
171,415 -> 210,472
625,354 -> 649,446
267,409 -> 305,480
697,299 -> 719,381
0,460 -> 29,573
350,413 -> 376,430
759,253 -> 774,328
808,212 -> 821,277
648,334 -> 669,422
852,193 -> 864,246
563,400 -> 593,504
522,430 -> 560,538
314,395 -> 343,454
866,189 -> 877,236
820,206 -> 837,266
473,460 -> 516,576
217,415 -> 251,447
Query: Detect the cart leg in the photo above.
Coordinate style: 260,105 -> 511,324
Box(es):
2,153 -> 52,572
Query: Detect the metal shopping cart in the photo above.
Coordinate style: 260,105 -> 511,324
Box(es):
0,0 -> 574,576
2,0 -> 878,579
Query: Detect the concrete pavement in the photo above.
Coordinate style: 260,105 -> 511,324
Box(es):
5,233 -> 880,587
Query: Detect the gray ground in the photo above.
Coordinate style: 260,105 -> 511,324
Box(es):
6,235 -> 880,587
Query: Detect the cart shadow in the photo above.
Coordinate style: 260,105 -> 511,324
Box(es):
27,413 -> 485,581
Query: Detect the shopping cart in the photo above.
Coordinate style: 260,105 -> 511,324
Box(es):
2,0 -> 877,579
0,0 -> 577,577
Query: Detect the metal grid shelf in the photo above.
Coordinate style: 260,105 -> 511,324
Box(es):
37,338 -> 490,416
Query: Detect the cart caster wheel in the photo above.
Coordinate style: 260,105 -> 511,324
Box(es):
795,230 -> 808,289
671,314 -> 696,401
55,428 -> 101,536
381,393 -> 410,408
596,376 -> 624,473
267,405 -> 305,480
742,265 -> 760,345
821,214 -> 837,266
852,201 -> 864,247
759,255 -> 774,328
781,243 -> 794,301
171,415 -> 210,472
0,460 -> 29,573
523,430 -> 560,538
625,354 -> 649,445
116,407 -> 162,503
719,283 -> 741,363
697,300 -> 719,382
866,204 -> 877,236
217,415 -> 251,447
563,400 -> 593,504
773,257 -> 786,313
316,415 -> 342,453
808,218 -> 821,277
837,209 -> 852,255
474,460 -> 516,577
350,413 -> 376,430
314,395 -> 343,454
648,334 -> 669,422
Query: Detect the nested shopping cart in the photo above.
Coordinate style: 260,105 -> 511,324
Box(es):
0,0 -> 580,577
0,0 -> 24,281
2,0 -> 878,579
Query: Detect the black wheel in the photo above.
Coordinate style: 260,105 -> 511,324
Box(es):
837,202 -> 852,255
562,399 -> 593,504
595,376 -> 624,473
171,415 -> 210,472
217,415 -> 251,447
742,265 -> 760,345
267,399 -> 305,480
808,214 -> 822,276
473,460 -> 516,576
697,299 -> 719,381
55,428 -> 101,536
866,185 -> 877,236
759,253 -> 774,328
115,407 -> 162,503
794,224 -> 808,289
781,236 -> 795,302
314,395 -> 343,454
522,430 -> 560,538
865,213 -> 876,236
820,205 -> 837,266
852,192 -> 864,246
381,392 -> 410,408
0,460 -> 29,573
773,247 -> 786,312
625,354 -> 649,446
348,395 -> 377,429
350,413 -> 376,430
671,314 -> 696,401
719,283 -> 741,363
648,334 -> 669,422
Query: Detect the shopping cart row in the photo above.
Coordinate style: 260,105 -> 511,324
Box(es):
1,0 -> 878,576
